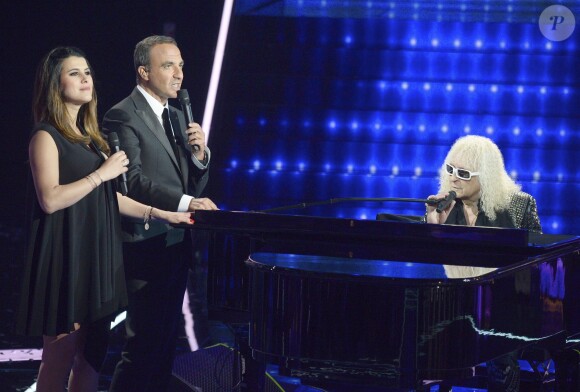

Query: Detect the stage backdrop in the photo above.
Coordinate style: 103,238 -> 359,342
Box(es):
205,0 -> 580,235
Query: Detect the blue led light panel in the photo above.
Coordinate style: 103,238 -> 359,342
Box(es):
209,1 -> 580,234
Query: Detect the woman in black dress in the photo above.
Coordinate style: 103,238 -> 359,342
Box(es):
16,46 -> 194,391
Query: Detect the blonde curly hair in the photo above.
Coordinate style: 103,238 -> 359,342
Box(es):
437,135 -> 520,221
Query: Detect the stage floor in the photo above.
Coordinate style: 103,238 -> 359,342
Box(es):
0,324 -> 557,392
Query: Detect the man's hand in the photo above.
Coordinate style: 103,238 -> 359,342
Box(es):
186,122 -> 206,161
188,197 -> 218,212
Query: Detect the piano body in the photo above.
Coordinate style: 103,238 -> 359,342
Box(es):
193,210 -> 580,390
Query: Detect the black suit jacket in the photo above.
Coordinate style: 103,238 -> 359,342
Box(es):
102,87 -> 209,242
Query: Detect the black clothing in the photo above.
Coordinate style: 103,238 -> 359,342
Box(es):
103,88 -> 209,392
16,123 -> 127,336
444,191 -> 542,233
445,199 -> 516,228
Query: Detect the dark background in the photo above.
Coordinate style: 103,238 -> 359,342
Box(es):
0,0 -> 225,336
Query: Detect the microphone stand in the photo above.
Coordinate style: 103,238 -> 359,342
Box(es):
258,197 -> 437,213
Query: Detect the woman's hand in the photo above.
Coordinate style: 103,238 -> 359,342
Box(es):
152,209 -> 194,225
96,151 -> 129,182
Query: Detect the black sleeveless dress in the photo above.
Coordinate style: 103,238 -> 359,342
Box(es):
16,123 -> 128,336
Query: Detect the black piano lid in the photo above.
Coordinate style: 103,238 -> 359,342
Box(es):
528,231 -> 580,248
190,210 -> 580,267
192,210 -> 527,244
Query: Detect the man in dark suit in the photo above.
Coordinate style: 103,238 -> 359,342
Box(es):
102,35 -> 218,392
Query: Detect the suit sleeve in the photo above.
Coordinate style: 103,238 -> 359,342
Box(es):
103,107 -> 185,212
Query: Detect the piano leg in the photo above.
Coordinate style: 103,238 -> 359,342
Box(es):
232,324 -> 266,392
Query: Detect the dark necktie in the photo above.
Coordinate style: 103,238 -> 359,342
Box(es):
162,108 -> 180,160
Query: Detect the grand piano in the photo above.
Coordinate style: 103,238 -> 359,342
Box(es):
192,210 -> 580,391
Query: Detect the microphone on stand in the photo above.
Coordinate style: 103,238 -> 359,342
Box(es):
259,196 -> 442,214
107,132 -> 128,196
177,89 -> 200,153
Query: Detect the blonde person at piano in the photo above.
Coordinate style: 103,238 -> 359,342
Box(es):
424,134 -> 542,392
425,135 -> 541,277
425,135 -> 541,233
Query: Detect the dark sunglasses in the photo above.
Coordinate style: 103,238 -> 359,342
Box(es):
445,163 -> 480,180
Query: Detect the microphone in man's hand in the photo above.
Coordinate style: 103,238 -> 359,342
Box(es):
108,132 -> 128,196
177,89 -> 200,153
436,191 -> 457,213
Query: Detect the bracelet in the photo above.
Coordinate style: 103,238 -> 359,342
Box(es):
92,171 -> 104,185
143,206 -> 153,230
85,175 -> 98,189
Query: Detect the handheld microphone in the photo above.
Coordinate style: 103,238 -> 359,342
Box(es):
177,89 -> 200,153
108,132 -> 128,196
436,191 -> 457,213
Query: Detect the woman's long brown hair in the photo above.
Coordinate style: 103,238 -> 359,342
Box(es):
32,46 -> 110,155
